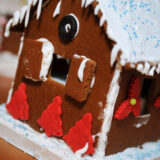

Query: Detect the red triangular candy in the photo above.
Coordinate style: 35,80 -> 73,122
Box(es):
37,96 -> 63,137
114,99 -> 132,120
6,83 -> 29,120
63,113 -> 94,154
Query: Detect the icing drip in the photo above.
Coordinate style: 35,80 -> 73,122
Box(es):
95,65 -> 121,156
148,66 -> 156,76
85,0 -> 94,8
81,0 -> 86,8
156,64 -> 160,74
136,64 -> 143,73
37,38 -> 54,81
76,55 -> 90,82
53,0 -> 62,18
94,4 -> 100,15
18,33 -> 25,56
37,0 -> 43,19
90,74 -> 95,88
4,0 -> 43,37
142,62 -> 150,75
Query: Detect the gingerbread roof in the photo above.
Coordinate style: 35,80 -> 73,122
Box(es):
5,0 -> 160,76
91,0 -> 160,76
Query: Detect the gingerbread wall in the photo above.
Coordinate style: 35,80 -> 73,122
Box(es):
12,0 -> 114,150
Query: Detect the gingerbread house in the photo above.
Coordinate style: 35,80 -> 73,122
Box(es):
3,0 -> 160,158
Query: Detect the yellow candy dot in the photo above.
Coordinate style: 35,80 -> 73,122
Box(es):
130,98 -> 137,106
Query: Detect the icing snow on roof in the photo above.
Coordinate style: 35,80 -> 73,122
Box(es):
95,0 -> 160,71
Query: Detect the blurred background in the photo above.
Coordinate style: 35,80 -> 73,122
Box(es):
0,0 -> 35,159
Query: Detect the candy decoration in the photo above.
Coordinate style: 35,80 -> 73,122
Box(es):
37,96 -> 63,137
6,83 -> 29,120
114,77 -> 141,120
63,113 -> 94,154
154,96 -> 160,108
58,14 -> 79,41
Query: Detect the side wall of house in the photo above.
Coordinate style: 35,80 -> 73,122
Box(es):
106,68 -> 160,155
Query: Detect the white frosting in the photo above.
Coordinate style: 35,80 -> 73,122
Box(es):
18,33 -> 25,56
156,64 -> 160,74
110,44 -> 120,66
37,38 -> 54,81
76,55 -> 90,82
53,0 -> 62,18
136,64 -> 143,73
90,74 -> 95,88
81,0 -> 86,8
148,66 -> 156,76
95,65 -> 121,156
4,0 -> 43,37
92,0 -> 160,70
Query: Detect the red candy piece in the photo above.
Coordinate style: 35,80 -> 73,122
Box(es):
6,83 -> 29,120
114,77 -> 141,120
63,113 -> 94,154
154,96 -> 160,108
37,96 -> 63,137
114,100 -> 132,120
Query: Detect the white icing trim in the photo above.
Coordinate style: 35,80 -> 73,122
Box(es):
110,44 -> 120,66
148,66 -> 156,76
94,4 -> 100,15
156,64 -> 160,74
77,55 -> 90,82
142,62 -> 150,75
37,38 -> 54,81
53,0 -> 62,18
81,0 -> 86,8
90,74 -> 95,88
37,0 -> 43,19
18,32 -> 25,56
95,65 -> 121,156
4,0 -> 44,37
99,15 -> 105,27
137,64 -> 144,73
